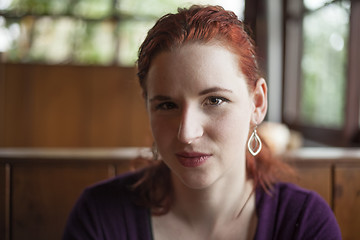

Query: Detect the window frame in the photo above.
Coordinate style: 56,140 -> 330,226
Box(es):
282,0 -> 360,147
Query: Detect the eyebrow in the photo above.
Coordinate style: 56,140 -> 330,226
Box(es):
149,95 -> 171,102
149,87 -> 233,102
199,87 -> 233,95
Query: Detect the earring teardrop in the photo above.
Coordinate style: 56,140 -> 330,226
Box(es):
247,127 -> 262,156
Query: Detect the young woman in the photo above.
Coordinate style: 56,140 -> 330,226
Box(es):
63,5 -> 341,240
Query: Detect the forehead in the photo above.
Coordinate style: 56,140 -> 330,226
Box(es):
146,43 -> 248,95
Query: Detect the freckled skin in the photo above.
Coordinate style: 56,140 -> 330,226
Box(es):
146,43 -> 255,190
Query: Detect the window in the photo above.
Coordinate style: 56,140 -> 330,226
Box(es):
283,0 -> 360,146
0,0 -> 244,66
301,0 -> 350,128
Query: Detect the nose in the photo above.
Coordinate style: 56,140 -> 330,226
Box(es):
177,106 -> 204,144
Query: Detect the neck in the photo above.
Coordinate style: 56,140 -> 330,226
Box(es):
170,169 -> 254,229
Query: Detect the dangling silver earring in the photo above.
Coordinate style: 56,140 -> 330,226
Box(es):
247,126 -> 262,156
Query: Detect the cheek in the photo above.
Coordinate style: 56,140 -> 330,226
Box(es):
210,108 -> 251,144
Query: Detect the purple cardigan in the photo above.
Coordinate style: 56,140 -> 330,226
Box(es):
63,171 -> 341,240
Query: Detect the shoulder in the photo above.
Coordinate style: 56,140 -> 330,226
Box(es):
255,182 -> 341,240
270,182 -> 319,208
256,182 -> 319,215
77,170 -> 149,220
63,170 -> 151,240
82,170 -> 143,202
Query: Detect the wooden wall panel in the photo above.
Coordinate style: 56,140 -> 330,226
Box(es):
11,162 -> 114,240
334,165 -> 360,240
2,64 -> 91,147
0,63 -> 152,148
1,67 -> 33,146
29,67 -> 90,146
281,161 -> 332,206
87,67 -> 151,147
0,163 -> 7,240
292,165 -> 332,206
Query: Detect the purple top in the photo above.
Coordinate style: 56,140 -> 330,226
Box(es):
63,171 -> 341,240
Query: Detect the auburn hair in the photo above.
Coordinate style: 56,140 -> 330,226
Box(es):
134,5 -> 293,215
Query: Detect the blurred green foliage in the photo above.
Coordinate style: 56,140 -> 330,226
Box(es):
0,0 -> 242,66
300,0 -> 350,128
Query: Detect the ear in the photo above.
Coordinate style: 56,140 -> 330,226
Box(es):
250,78 -> 268,126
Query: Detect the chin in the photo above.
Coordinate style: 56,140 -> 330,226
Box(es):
172,170 -> 219,190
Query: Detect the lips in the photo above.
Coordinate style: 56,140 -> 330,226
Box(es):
175,151 -> 212,167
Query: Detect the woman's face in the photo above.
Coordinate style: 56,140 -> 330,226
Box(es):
146,43 -> 266,190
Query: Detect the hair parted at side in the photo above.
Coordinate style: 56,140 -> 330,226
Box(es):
134,5 -> 293,215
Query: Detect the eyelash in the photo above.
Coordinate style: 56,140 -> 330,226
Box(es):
203,96 -> 230,106
155,102 -> 178,111
154,96 -> 230,111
